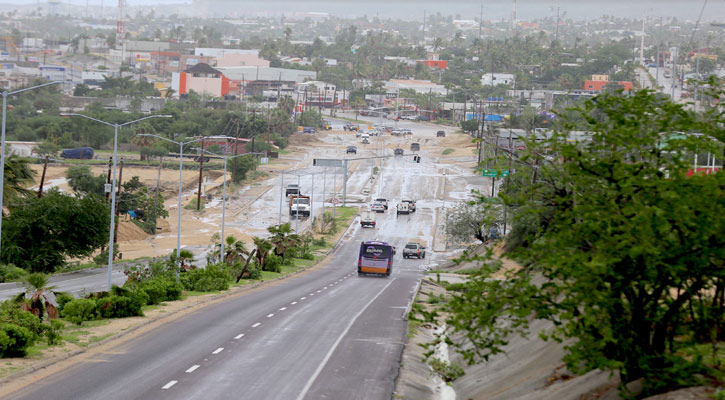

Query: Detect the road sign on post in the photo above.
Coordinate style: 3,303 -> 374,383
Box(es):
482,169 -> 509,177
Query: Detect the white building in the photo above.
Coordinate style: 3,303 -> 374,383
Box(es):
296,80 -> 336,93
482,73 -> 515,86
385,79 -> 446,95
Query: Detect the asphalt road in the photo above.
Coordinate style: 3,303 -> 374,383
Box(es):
5,121 -> 477,400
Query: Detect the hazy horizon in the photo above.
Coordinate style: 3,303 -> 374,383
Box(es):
1,0 -> 724,21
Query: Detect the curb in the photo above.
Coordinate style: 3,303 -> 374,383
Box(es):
0,211 -> 361,386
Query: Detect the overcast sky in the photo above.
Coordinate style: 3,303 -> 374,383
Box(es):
1,0 -> 723,21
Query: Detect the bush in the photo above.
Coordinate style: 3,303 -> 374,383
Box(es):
0,264 -> 27,282
61,299 -> 97,325
138,277 -> 182,305
40,320 -> 64,345
55,292 -> 75,313
181,263 -> 231,292
95,296 -> 143,319
5,309 -> 41,340
301,251 -> 314,260
0,324 -> 35,357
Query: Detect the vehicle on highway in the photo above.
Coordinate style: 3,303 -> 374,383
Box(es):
289,195 -> 310,217
401,128 -> 412,135
437,130 -> 446,137
358,240 -> 395,276
410,142 -> 420,151
374,198 -> 389,209
396,201 -> 411,215
322,120 -> 332,130
285,184 -> 300,196
403,242 -> 426,259
394,148 -> 404,156
401,199 -> 416,212
360,133 -> 370,140
346,146 -> 357,154
360,210 -> 376,228
362,138 -> 370,144
371,202 -> 386,213
344,123 -> 360,132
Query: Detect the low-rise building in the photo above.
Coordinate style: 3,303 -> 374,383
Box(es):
385,79 -> 446,95
172,63 -> 231,98
481,73 -> 515,86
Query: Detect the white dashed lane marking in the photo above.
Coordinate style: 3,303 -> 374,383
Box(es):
162,381 -> 177,390
291,301 -> 297,305
212,348 -> 224,355
234,334 -> 244,340
252,323 -> 261,328
267,314 -> 274,318
279,307 -> 287,311
186,365 -> 200,373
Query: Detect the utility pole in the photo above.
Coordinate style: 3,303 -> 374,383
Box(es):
105,157 -> 112,202
479,4 -> 483,38
640,14 -> 646,66
555,7 -> 560,42
113,160 -> 124,249
422,9 -> 426,45
197,140 -> 204,211
656,16 -> 663,88
38,155 -> 49,198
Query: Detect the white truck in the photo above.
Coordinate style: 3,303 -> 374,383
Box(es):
289,195 -> 310,217
360,211 -> 376,228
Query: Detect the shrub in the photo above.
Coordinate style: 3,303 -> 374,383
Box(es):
181,263 -> 231,292
301,251 -> 314,260
138,277 -> 181,304
61,299 -> 97,325
0,324 -> 35,357
5,309 -> 41,340
95,296 -> 143,319
0,264 -> 27,282
312,237 -> 327,247
40,320 -> 64,345
55,292 -> 75,313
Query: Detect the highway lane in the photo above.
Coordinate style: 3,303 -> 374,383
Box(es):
5,134 -> 452,400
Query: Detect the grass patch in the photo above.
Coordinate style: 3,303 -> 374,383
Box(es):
55,262 -> 98,274
442,148 -> 455,155
184,197 -> 205,210
408,317 -> 422,339
89,333 -> 115,343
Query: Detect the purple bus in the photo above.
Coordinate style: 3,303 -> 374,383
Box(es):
358,240 -> 395,276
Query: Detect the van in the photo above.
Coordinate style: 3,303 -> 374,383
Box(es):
361,133 -> 370,141
360,211 -> 376,227
396,201 -> 410,215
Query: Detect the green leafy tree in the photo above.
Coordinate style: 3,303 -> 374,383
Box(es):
1,190 -> 110,273
432,88 -> 725,397
66,165 -> 106,197
2,155 -> 36,211
230,154 -> 258,183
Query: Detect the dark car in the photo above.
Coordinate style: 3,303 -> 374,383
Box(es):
394,148 -> 404,156
417,115 -> 430,121
346,146 -> 357,154
436,130 -> 446,137
303,126 -> 316,134
410,143 -> 420,151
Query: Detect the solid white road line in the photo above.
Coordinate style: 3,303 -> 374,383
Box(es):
186,365 -> 200,373
212,347 -> 224,355
252,322 -> 261,328
295,278 -> 397,400
267,313 -> 274,318
162,381 -> 178,389
234,334 -> 244,340
279,307 -> 287,311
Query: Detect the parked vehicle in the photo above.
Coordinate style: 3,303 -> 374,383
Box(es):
344,123 -> 360,132
391,130 -> 403,136
285,184 -> 300,196
289,195 -> 311,217
322,120 -> 332,130
360,211 -> 376,228
397,201 -> 411,215
60,147 -> 94,159
303,126 -> 316,134
371,202 -> 385,213
401,199 -> 416,212
394,148 -> 404,156
358,240 -> 395,276
401,128 -> 412,135
403,242 -> 426,259
436,130 -> 446,137
375,198 -> 389,209
418,115 -> 430,121
346,146 -> 357,154
410,143 -> 420,151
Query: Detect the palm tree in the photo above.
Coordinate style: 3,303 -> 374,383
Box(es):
131,124 -> 157,161
267,223 -> 301,260
3,155 -> 36,213
432,37 -> 444,53
252,236 -> 273,268
223,235 -> 249,265
284,26 -> 292,42
19,273 -> 59,322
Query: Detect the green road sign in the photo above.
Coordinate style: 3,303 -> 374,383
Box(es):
482,169 -> 509,177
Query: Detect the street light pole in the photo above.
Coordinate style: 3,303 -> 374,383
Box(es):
62,114 -> 171,290
1,80 -> 65,258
